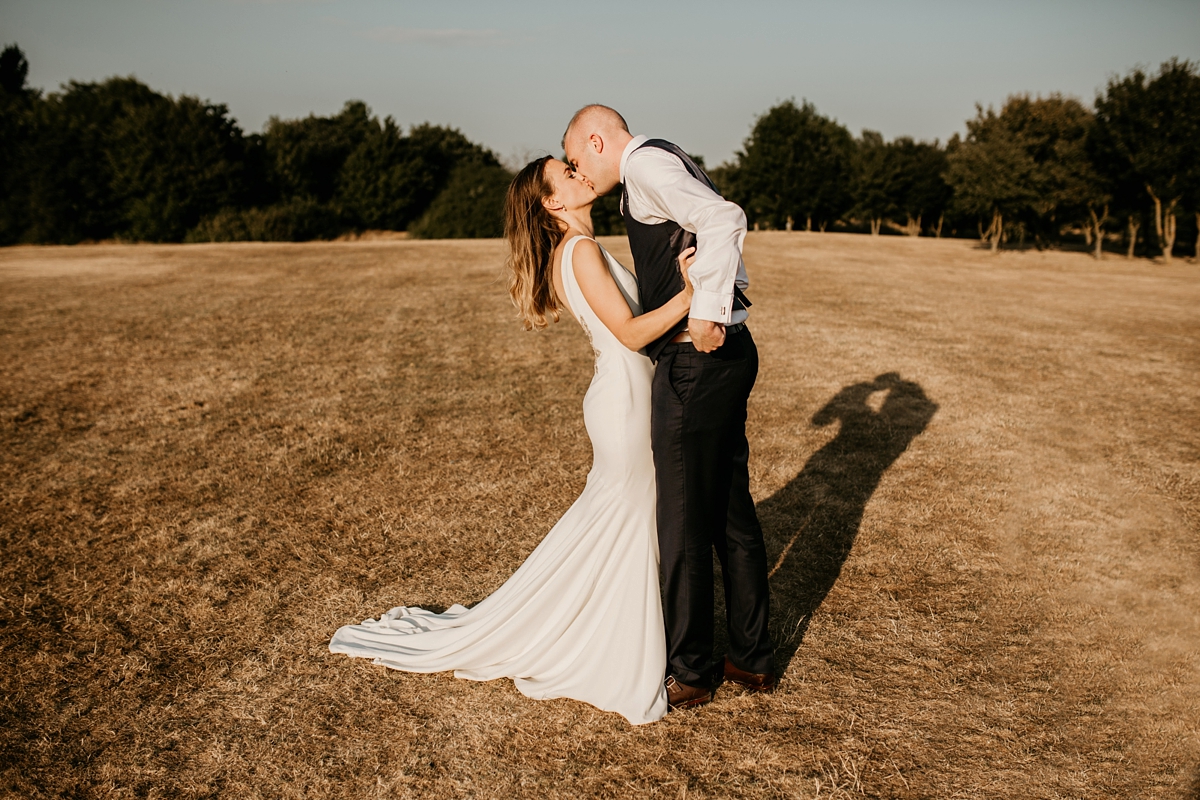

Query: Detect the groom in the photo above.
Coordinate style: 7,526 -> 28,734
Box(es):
563,105 -> 775,709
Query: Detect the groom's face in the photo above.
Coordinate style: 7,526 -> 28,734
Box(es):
565,134 -> 618,197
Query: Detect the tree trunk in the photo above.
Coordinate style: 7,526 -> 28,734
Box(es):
1195,213 -> 1200,263
1083,225 -> 1092,246
1126,216 -> 1140,259
905,214 -> 921,237
934,213 -> 944,238
1163,202 -> 1177,261
786,215 -> 793,232
1088,204 -> 1108,261
1146,185 -> 1180,263
806,215 -> 812,232
870,218 -> 881,236
989,209 -> 1002,253
819,221 -> 827,233
1147,185 -> 1164,260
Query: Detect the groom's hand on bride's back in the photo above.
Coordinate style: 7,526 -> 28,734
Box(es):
688,319 -> 726,352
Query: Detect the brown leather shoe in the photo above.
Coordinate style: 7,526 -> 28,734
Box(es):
723,657 -> 777,693
665,676 -> 712,710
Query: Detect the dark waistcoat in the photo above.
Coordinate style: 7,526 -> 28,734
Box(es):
620,139 -> 748,362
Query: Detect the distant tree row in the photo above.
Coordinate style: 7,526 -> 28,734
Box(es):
0,45 -> 510,244
2,44 -> 1198,258
715,58 -> 1200,260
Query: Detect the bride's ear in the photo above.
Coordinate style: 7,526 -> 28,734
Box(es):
542,195 -> 564,213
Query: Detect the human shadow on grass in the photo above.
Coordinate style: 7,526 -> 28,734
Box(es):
740,372 -> 938,676
418,373 -> 934,682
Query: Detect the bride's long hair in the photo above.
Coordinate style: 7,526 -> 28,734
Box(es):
504,156 -> 564,331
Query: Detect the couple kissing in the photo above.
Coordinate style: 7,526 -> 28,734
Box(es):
330,105 -> 775,725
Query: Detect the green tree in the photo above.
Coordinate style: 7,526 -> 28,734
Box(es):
191,105 -> 504,241
722,100 -> 854,231
109,94 -> 250,241
944,96 -> 1101,253
0,44 -> 39,243
22,78 -> 163,243
0,44 -> 29,95
852,130 -> 892,235
408,160 -> 512,239
888,138 -> 952,237
848,133 -> 950,238
336,119 -> 500,231
944,109 -> 1036,252
21,76 -> 251,243
335,116 -> 413,229
1087,116 -> 1144,260
997,95 -> 1101,251
263,100 -> 374,205
1092,59 -> 1200,262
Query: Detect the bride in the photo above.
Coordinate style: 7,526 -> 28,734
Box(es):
328,156 -> 696,725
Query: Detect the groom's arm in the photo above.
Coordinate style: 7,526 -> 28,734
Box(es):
623,148 -> 747,326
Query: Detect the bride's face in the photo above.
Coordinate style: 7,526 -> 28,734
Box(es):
542,158 -> 597,214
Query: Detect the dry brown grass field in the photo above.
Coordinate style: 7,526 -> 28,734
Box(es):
2,233 -> 1198,799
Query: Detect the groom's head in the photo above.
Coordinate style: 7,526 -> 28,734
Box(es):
562,104 -> 632,197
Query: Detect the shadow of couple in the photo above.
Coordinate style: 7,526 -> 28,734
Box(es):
715,371 -> 939,674
434,371 -> 937,683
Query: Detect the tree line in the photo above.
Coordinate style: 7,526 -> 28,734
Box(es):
0,45 -> 510,245
2,44 -> 1197,259
714,58 -> 1200,261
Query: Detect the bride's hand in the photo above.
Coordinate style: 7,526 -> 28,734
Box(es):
677,246 -> 696,300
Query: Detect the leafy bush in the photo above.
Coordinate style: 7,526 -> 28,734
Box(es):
409,161 -> 512,239
186,198 -> 347,243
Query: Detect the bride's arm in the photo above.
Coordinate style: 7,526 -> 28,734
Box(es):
572,238 -> 694,352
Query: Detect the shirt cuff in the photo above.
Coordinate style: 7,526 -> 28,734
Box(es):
689,289 -> 735,324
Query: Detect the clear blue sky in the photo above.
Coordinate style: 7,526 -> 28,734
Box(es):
3,0 -> 1198,167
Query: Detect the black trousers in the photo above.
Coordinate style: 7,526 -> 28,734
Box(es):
652,329 -> 774,687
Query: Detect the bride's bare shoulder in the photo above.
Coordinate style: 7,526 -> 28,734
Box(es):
567,236 -> 604,271
555,232 -> 601,274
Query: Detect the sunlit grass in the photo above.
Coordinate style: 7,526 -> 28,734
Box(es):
2,233 -> 1197,798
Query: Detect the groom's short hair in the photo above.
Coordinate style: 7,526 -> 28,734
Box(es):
563,105 -> 629,148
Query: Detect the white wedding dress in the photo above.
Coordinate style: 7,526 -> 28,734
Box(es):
329,236 -> 668,724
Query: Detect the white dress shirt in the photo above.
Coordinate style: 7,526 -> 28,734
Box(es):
619,134 -> 750,325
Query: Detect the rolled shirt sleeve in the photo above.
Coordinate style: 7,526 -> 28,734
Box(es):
623,148 -> 749,325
